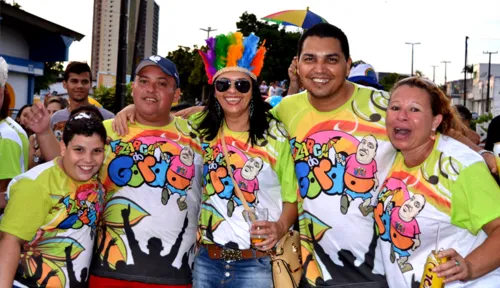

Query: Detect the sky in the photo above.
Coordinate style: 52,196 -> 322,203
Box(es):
11,0 -> 500,85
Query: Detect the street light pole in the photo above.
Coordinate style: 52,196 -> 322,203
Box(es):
431,65 -> 438,82
483,51 -> 498,113
405,42 -> 420,76
441,61 -> 451,84
200,26 -> 217,39
464,36 -> 469,106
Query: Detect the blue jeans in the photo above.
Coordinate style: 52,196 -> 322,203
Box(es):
193,245 -> 273,288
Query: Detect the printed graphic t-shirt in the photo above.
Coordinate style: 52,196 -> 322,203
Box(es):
375,134 -> 500,288
90,118 -> 203,285
51,107 -> 115,141
198,119 -> 298,249
0,117 -> 29,179
271,84 -> 395,287
0,159 -> 104,288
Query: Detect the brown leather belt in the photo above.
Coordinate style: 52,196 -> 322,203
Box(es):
202,244 -> 268,261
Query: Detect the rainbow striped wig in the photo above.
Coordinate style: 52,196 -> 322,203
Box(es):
199,32 -> 266,84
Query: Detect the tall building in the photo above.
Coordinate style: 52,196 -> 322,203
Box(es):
90,0 -> 159,84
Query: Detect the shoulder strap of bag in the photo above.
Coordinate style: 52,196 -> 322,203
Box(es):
219,126 -> 256,221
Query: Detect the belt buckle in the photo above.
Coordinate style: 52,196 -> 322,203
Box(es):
221,247 -> 243,262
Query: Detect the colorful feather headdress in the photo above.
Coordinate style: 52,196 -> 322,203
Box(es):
199,32 -> 266,84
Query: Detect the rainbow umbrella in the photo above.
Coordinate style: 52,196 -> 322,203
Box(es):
262,7 -> 328,29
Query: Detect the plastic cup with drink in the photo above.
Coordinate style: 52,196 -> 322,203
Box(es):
242,208 -> 268,246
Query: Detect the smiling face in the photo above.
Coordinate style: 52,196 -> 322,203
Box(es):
399,194 -> 426,221
356,135 -> 377,164
241,157 -> 263,181
214,71 -> 253,120
387,85 -> 443,153
298,36 -> 351,100
132,65 -> 180,126
63,72 -> 91,103
60,133 -> 105,182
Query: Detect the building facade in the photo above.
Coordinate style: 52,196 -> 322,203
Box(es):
91,0 -> 159,86
0,2 -> 83,111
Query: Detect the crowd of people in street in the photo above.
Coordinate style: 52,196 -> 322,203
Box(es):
0,22 -> 499,288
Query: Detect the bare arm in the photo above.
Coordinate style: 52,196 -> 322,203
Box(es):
0,232 -> 24,287
465,218 -> 500,280
435,218 -> 500,283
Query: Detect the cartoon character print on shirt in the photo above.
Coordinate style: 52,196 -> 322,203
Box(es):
337,135 -> 379,216
53,121 -> 66,142
107,135 -> 195,211
375,178 -> 425,273
292,130 -> 379,216
202,141 -> 264,217
58,183 -> 104,239
17,182 -> 104,287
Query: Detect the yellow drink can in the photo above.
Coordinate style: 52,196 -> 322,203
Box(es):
419,250 -> 448,288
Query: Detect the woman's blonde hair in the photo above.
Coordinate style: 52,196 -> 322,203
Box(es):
391,77 -> 468,135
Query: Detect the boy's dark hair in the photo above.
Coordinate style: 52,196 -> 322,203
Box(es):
69,105 -> 104,121
297,23 -> 350,60
64,62 -> 92,82
63,112 -> 106,145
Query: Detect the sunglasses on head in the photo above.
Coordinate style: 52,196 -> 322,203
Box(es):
215,78 -> 251,93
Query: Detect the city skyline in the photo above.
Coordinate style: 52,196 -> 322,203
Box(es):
12,0 -> 500,84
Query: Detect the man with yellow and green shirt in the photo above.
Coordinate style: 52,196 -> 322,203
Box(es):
27,56 -> 203,288
0,112 -> 107,288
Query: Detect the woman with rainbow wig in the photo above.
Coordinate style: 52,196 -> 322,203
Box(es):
192,31 -> 298,287
111,32 -> 299,287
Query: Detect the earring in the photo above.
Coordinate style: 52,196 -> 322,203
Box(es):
215,100 -> 222,118
430,128 -> 436,140
249,100 -> 254,118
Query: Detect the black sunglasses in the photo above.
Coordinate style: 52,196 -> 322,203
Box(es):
215,79 -> 251,93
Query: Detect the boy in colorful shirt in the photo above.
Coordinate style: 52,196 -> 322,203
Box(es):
0,112 -> 106,288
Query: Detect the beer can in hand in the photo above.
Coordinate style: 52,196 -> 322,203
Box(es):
419,250 -> 448,288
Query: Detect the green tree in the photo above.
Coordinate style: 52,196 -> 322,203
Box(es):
237,12 -> 301,83
379,73 -> 407,92
34,62 -> 64,94
167,46 -> 206,104
93,83 -> 133,111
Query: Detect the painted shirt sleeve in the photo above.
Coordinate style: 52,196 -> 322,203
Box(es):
0,178 -> 51,241
0,138 -> 22,180
451,161 -> 500,235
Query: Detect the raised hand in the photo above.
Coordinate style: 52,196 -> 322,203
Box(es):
24,102 -> 51,134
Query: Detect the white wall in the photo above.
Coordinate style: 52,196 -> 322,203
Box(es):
7,72 -> 28,109
0,25 -> 29,59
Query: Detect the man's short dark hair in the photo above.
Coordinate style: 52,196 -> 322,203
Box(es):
64,62 -> 92,82
69,104 -> 104,121
297,23 -> 350,60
